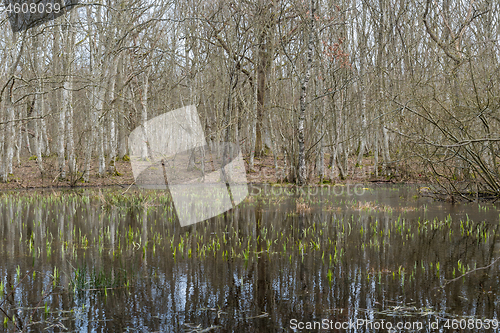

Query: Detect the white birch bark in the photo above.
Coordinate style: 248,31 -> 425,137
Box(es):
96,0 -> 109,177
268,110 -> 278,170
356,7 -> 368,167
4,87 -> 15,178
140,68 -> 150,161
32,31 -> 44,173
83,4 -> 96,182
41,110 -> 50,155
107,55 -> 120,174
377,0 -> 390,170
15,114 -> 22,167
356,62 -> 367,167
97,87 -> 106,176
0,99 -> 4,179
66,9 -> 77,177
374,128 -> 379,177
316,64 -> 326,181
35,105 -> 44,174
2,31 -> 26,182
25,120 -> 32,156
65,80 -> 75,176
249,69 -> 257,171
83,110 -> 95,182
56,22 -> 66,178
316,104 -> 325,181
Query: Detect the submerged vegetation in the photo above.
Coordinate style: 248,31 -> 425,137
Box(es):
0,186 -> 499,331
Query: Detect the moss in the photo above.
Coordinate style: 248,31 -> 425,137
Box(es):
122,155 -> 130,162
29,155 -> 37,161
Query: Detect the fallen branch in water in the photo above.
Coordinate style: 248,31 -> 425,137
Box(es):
0,270 -> 33,331
441,257 -> 500,288
121,181 -> 136,195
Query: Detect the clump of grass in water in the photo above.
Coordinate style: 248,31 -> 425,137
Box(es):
296,198 -> 311,213
70,265 -> 130,295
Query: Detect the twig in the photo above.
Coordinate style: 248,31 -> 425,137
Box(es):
441,257 -> 500,288
52,172 -> 62,183
0,306 -> 19,330
0,270 -> 33,331
121,181 -> 136,195
22,282 -> 55,333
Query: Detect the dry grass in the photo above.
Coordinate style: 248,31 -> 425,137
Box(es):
296,199 -> 312,213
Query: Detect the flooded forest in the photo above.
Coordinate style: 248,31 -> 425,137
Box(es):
0,0 -> 500,331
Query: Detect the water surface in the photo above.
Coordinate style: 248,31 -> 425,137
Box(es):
0,184 -> 499,332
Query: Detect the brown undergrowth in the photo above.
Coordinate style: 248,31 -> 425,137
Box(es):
0,154 -> 429,190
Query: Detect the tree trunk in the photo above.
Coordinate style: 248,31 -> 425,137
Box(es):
15,106 -> 23,167
2,31 -> 26,182
2,104 -> 14,182
67,10 -> 77,177
107,55 -> 120,174
55,22 -> 66,178
254,0 -> 274,158
32,31 -> 44,174
356,7 -> 368,167
83,4 -> 95,182
140,68 -> 150,161
249,67 -> 258,170
376,0 -> 390,173
97,89 -> 106,176
297,0 -> 315,185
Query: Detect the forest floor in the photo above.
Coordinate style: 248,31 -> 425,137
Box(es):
0,154 -> 428,190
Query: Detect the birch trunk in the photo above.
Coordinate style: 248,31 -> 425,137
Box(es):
140,68 -> 150,161
107,55 -> 120,174
65,80 -> 75,176
6,107 -> 14,175
58,90 -> 66,178
248,67 -> 258,170
297,0 -> 315,185
376,0 -> 390,171
356,60 -> 367,166
66,9 -> 77,177
55,22 -> 66,178
96,0 -> 109,177
15,110 -> 22,167
356,6 -> 368,167
25,118 -> 32,156
34,102 -> 44,174
97,88 -> 106,176
117,55 -> 127,159
83,109 -> 95,182
316,53 -> 327,181
32,31 -> 44,173
2,31 -> 26,182
316,104 -> 325,182
41,109 -> 50,155
0,99 -> 4,180
336,91 -> 349,180
83,4 -> 95,182
2,103 -> 14,180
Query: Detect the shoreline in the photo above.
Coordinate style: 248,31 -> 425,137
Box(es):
0,154 -> 428,191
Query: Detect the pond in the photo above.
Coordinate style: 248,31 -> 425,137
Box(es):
0,184 -> 499,332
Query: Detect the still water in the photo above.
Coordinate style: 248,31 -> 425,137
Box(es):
0,184 -> 499,332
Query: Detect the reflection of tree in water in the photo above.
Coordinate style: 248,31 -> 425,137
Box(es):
0,192 -> 500,330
